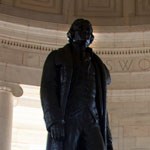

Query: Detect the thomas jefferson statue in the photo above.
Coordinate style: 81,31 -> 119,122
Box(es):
40,18 -> 113,150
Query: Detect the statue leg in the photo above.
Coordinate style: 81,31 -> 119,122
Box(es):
83,123 -> 105,150
46,133 -> 64,150
63,119 -> 81,150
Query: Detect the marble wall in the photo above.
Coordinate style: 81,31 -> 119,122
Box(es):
108,89 -> 150,150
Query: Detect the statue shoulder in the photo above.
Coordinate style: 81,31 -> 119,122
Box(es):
46,47 -> 65,62
93,52 -> 111,85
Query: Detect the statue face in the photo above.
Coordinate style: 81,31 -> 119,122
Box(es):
73,24 -> 92,47
67,19 -> 94,48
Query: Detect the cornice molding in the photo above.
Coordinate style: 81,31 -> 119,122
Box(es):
1,38 -> 54,52
1,37 -> 150,56
95,48 -> 150,56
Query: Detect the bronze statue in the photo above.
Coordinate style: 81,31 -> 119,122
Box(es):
40,18 -> 113,150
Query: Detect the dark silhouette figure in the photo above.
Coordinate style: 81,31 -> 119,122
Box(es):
40,19 -> 113,150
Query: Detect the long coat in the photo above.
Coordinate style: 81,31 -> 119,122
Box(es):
40,44 -> 113,150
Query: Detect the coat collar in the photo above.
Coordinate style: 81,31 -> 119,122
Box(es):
55,44 -> 95,66
55,44 -> 73,68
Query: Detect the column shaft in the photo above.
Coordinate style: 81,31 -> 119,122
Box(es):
0,89 -> 13,150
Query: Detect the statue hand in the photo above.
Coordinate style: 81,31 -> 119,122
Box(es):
49,122 -> 65,140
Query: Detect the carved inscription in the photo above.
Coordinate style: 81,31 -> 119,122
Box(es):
104,58 -> 150,72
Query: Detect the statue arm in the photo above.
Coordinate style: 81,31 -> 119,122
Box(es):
40,51 -> 64,131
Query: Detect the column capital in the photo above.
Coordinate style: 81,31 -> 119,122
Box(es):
0,81 -> 23,97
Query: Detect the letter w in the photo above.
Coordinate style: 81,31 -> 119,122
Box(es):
119,60 -> 133,71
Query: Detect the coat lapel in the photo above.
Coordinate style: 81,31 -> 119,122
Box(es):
55,44 -> 73,115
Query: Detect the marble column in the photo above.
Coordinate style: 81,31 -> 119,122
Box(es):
0,81 -> 23,150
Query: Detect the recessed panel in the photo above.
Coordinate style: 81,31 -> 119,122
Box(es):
75,0 -> 123,17
14,0 -> 63,14
136,0 -> 150,16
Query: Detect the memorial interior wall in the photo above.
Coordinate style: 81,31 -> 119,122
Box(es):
0,0 -> 150,149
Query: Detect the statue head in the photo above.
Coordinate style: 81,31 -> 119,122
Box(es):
67,18 -> 94,48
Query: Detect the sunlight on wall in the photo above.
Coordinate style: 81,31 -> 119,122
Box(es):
12,99 -> 47,150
